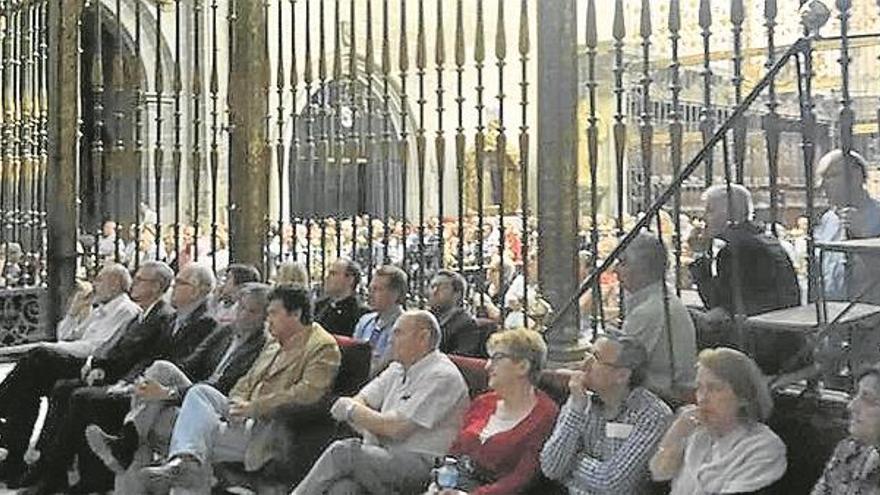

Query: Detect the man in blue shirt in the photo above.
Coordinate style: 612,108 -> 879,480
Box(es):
352,265 -> 407,375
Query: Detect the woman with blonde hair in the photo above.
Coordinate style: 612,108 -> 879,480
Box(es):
274,260 -> 308,286
434,328 -> 558,494
650,347 -> 787,494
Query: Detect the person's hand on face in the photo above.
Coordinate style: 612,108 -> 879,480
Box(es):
668,404 -> 701,442
135,379 -> 173,401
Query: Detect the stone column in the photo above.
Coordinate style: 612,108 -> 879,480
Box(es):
537,0 -> 585,363
46,0 -> 84,337
227,0 -> 269,273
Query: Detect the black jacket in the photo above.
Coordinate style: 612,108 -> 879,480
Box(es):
92,300 -> 175,383
690,222 -> 800,316
123,300 -> 217,381
435,305 -> 482,357
179,324 -> 266,395
314,294 -> 370,337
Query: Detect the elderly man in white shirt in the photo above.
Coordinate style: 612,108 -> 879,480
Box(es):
0,263 -> 140,482
293,310 -> 470,495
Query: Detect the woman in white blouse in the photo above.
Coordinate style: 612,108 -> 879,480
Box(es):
650,347 -> 787,494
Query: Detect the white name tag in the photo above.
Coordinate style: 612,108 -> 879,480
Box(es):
605,422 -> 634,439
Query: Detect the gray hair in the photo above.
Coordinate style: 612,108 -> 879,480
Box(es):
703,183 -> 754,224
818,148 -> 868,182
238,282 -> 272,317
698,347 -> 774,422
621,232 -> 668,282
139,261 -> 174,293
102,262 -> 132,293
401,309 -> 443,350
185,264 -> 216,298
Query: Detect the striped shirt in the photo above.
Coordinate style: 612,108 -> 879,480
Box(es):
540,387 -> 672,495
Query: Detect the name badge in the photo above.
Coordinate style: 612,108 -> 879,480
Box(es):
605,422 -> 634,439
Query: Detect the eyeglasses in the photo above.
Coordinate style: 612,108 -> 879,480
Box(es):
488,352 -> 517,363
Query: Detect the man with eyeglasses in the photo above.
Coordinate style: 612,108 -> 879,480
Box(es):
11,264 -> 219,494
540,336 -> 672,495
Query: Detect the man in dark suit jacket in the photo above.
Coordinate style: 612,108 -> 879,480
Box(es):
315,257 -> 369,336
0,262 -> 167,484
15,264 -> 220,494
85,283 -> 271,488
429,270 -> 482,356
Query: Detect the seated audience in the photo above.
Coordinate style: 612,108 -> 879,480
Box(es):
314,257 -> 369,336
437,328 -> 558,494
614,232 -> 697,404
54,280 -> 94,341
140,285 -> 341,492
293,310 -> 470,495
811,364 -> 880,494
540,336 -> 672,494
650,347 -> 787,494
85,283 -> 270,491
0,263 -> 140,482
428,270 -> 481,356
353,265 -> 407,375
209,263 -> 261,325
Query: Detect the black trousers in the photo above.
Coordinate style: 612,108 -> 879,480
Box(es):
0,346 -> 84,462
37,383 -> 130,490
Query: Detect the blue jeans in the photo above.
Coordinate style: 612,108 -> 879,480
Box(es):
167,383 -> 252,465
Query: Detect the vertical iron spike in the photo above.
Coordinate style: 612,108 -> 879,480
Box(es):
332,0 -> 343,258
586,0 -> 602,333
304,0 -> 315,283
669,0 -> 683,294
153,1 -> 164,260
289,0 -> 299,262
276,0 -> 286,261
837,0 -> 854,241
518,0 -> 529,302
612,0 -> 626,322
192,0 -> 203,262
398,0 -> 409,285
364,0 -> 376,280
764,0 -> 780,237
333,0 -> 341,80
639,0 -> 652,212
346,0 -> 357,260
474,0 -> 486,309
134,0 -> 143,269
92,0 -> 106,273
209,0 -> 219,272
699,0 -> 713,186
172,0 -> 182,262
380,0 -> 390,265
495,0 -> 506,302
318,0 -> 329,283
731,0 -> 745,183
415,0 -> 426,304
455,0 -> 465,272
435,0 -> 446,268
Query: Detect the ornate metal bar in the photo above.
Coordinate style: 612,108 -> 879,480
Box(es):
193,0 -> 203,263
2,1 -> 12,276
264,0 -> 272,276
731,0 -> 745,183
837,0 -> 854,228
455,0 -> 465,272
172,0 -> 182,263
276,0 -> 286,262
495,0 -> 506,307
399,0 -> 411,297
612,0 -> 626,321
304,0 -> 314,283
153,0 -> 164,261
700,0 -> 713,186
288,0 -> 298,263
364,0 -> 376,280
38,0 -> 47,282
92,0 -> 105,272
318,0 -> 328,283
414,0 -> 425,306
475,0 -> 486,309
764,0 -> 779,237
209,0 -> 219,272
669,0 -> 683,293
518,0 -> 528,310
585,0 -> 601,334
346,0 -> 357,261
332,0 -> 342,259
380,0 -> 390,265
22,1 -> 34,279
639,0 -> 652,212
134,0 -> 144,268
110,0 -> 122,262
434,0 -> 445,270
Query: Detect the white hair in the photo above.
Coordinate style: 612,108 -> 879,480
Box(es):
703,183 -> 754,223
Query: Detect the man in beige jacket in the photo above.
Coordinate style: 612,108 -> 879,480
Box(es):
141,284 -> 341,492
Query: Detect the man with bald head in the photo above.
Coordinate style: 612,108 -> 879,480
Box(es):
293,310 -> 470,495
815,149 -> 880,303
689,184 -> 800,324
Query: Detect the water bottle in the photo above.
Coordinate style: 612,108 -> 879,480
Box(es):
435,456 -> 459,490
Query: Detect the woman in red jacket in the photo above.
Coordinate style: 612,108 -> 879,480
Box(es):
438,328 -> 559,495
